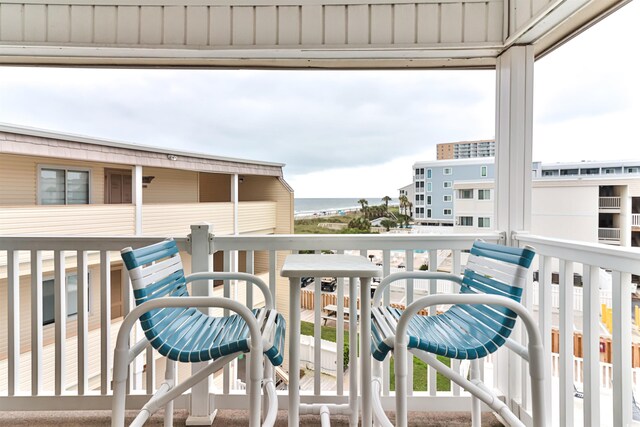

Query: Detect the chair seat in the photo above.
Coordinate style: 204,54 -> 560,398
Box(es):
144,307 -> 286,365
371,305 -> 515,362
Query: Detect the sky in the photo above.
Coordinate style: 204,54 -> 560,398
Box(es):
0,2 -> 639,198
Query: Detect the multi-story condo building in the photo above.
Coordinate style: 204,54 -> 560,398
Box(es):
436,139 -> 495,160
412,158 -> 494,225
0,124 -> 294,390
450,160 -> 640,250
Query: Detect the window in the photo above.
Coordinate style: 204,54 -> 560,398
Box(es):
415,194 -> 424,203
443,167 -> 452,175
443,181 -> 452,189
560,169 -> 579,176
603,168 -> 616,174
443,209 -> 452,216
478,217 -> 491,228
478,189 -> 491,200
426,169 -> 432,179
426,195 -> 432,205
426,209 -> 432,218
456,216 -> 473,226
415,181 -> 424,191
627,167 -> 639,173
457,189 -> 473,199
542,170 -> 558,176
39,167 -> 90,205
427,182 -> 432,192
481,166 -> 488,177
43,273 -> 88,325
443,195 -> 452,202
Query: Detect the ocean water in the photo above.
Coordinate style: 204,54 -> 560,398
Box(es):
294,197 -> 398,216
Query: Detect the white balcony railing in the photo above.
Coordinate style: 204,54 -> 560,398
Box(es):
633,214 -> 640,227
1,228 -> 639,427
599,197 -> 621,209
598,227 -> 621,241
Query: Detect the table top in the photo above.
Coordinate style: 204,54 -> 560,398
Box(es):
281,254 -> 381,278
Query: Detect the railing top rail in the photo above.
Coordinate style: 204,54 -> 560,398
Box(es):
211,232 -> 503,251
513,232 -> 640,274
0,235 -> 188,251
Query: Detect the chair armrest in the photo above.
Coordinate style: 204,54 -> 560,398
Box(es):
373,271 -> 463,305
184,272 -> 274,310
114,296 -> 263,366
395,293 -> 543,352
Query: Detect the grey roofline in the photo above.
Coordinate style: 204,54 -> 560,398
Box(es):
0,122 -> 285,169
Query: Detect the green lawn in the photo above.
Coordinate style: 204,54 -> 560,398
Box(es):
300,320 -> 451,391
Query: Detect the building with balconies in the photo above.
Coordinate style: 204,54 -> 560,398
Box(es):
0,124 -> 294,392
436,139 -> 496,160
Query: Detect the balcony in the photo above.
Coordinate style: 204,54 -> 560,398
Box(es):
599,197 -> 621,211
0,202 -> 277,238
1,228 -> 639,426
633,214 -> 640,228
598,227 -> 621,244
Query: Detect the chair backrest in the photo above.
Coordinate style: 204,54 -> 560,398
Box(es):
454,240 -> 535,354
121,239 -> 189,333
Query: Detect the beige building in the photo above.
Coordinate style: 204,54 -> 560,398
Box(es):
0,124 -> 293,389
452,176 -> 640,249
436,139 -> 495,160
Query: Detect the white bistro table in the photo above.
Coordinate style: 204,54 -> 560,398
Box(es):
281,254 -> 381,427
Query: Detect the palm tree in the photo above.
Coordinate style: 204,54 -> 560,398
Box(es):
358,198 -> 369,211
380,219 -> 397,232
399,195 -> 409,215
381,196 -> 392,213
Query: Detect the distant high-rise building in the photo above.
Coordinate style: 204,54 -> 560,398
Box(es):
436,139 -> 495,160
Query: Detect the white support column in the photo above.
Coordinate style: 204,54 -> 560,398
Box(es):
495,45 -> 534,242
133,165 -> 143,236
232,174 -> 239,235
188,223 -> 216,425
494,45 -> 535,411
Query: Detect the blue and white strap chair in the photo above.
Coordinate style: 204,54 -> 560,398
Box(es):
370,241 -> 545,427
111,239 -> 285,427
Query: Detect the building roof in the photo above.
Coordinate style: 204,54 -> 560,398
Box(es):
413,157 -> 495,168
0,123 -> 285,177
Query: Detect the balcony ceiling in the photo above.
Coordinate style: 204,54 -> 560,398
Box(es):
0,0 -> 631,68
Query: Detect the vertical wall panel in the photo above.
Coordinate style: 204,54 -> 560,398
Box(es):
48,5 -> 70,42
163,6 -> 186,44
210,6 -> 231,45
255,6 -> 277,46
0,4 -> 23,41
186,6 -> 209,45
463,3 -> 486,42
487,1 -> 503,42
140,6 -> 162,44
24,5 -> 46,42
301,5 -> 322,45
416,4 -> 439,44
370,5 -> 392,44
532,0 -> 551,15
278,6 -> 300,45
232,6 -> 254,45
440,3 -> 462,43
70,6 -> 93,43
324,6 -> 346,44
116,6 -> 139,44
394,4 -> 416,44
94,6 -> 117,44
346,4 -> 367,44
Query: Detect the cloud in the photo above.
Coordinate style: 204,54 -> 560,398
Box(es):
0,67 -> 496,178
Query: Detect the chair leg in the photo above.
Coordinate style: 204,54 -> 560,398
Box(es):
112,347 -> 130,427
164,359 -> 176,427
470,360 -> 481,427
248,348 -> 262,427
394,346 -> 409,427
